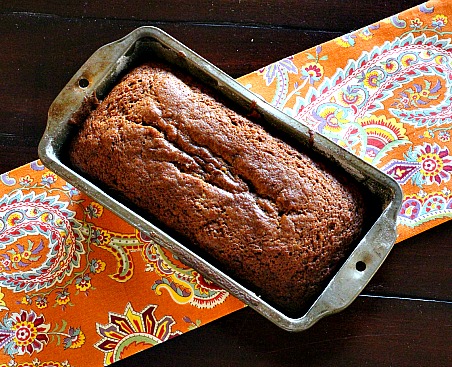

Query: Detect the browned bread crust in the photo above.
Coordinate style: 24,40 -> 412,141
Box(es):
70,63 -> 365,315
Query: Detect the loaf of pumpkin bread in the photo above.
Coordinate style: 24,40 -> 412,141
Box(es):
69,63 -> 366,315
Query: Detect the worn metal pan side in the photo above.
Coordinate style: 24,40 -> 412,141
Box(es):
38,26 -> 403,331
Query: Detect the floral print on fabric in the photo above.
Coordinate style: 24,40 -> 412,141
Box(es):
0,162 -> 245,366
383,142 -> 452,187
95,303 -> 182,365
239,0 -> 452,238
1,1 -> 451,366
0,191 -> 85,293
0,309 -> 84,358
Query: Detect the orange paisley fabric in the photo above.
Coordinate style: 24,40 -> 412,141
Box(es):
0,1 -> 450,365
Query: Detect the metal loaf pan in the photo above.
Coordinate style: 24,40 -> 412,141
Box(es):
38,27 -> 403,332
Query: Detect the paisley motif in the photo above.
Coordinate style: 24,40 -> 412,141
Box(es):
258,56 -> 298,109
287,34 -> 452,135
398,188 -> 452,226
243,18 -> 452,238
143,240 -> 229,309
0,191 -> 85,292
2,2 -> 452,365
355,115 -> 409,164
382,142 -> 452,187
77,226 -> 231,309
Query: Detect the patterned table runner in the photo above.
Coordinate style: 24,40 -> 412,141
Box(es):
239,0 -> 452,242
0,0 -> 450,366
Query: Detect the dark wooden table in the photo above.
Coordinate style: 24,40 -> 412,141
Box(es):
1,1 -> 450,365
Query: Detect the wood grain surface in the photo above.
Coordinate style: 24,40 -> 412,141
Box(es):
1,1 -> 450,366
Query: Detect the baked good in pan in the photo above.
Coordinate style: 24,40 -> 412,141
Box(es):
69,62 -> 366,315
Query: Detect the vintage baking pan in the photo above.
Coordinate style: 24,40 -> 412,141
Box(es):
38,26 -> 403,331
